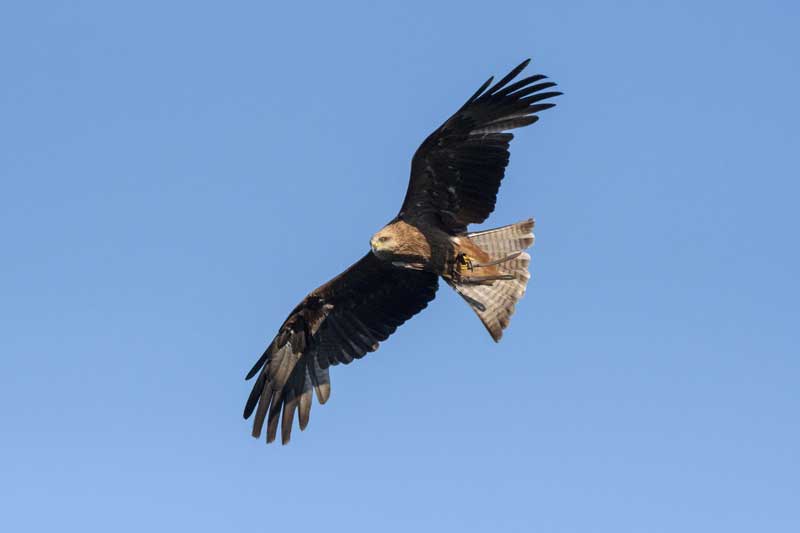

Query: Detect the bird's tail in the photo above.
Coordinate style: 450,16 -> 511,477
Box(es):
448,218 -> 534,341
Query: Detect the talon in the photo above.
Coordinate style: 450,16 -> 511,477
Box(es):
455,253 -> 474,273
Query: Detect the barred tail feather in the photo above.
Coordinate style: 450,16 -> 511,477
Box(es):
467,218 -> 535,257
452,219 -> 535,341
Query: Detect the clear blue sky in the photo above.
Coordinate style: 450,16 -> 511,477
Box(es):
2,1 -> 798,532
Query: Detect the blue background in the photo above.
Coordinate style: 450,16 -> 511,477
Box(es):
2,1 -> 798,531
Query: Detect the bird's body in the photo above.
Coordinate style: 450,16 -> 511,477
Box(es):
372,216 -> 515,277
244,59 -> 560,444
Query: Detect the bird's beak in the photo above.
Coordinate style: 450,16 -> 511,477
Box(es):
370,239 -> 377,253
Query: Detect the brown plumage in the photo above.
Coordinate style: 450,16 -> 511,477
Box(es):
244,59 -> 561,444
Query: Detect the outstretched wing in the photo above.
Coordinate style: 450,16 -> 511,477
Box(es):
243,252 -> 438,444
400,59 -> 561,232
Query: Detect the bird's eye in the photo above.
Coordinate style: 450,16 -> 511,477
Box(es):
379,236 -> 390,243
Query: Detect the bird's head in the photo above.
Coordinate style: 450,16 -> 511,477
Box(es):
370,226 -> 400,257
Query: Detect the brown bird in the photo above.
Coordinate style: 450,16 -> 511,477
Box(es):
244,59 -> 561,444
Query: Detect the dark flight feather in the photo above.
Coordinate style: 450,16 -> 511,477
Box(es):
400,59 -> 561,231
244,252 -> 438,444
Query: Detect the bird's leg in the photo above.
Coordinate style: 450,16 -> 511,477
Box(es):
452,253 -> 474,282
453,252 -> 517,284
455,253 -> 474,273
469,251 -> 522,268
459,273 -> 516,284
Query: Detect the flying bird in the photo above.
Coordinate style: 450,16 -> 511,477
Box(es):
244,59 -> 561,444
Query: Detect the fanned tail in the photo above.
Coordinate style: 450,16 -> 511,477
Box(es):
449,219 -> 534,341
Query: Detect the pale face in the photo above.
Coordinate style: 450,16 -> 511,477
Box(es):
369,227 -> 399,257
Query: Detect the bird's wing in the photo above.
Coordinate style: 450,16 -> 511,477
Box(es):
243,252 -> 438,444
400,59 -> 561,232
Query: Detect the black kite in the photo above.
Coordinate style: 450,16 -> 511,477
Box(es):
244,59 -> 561,444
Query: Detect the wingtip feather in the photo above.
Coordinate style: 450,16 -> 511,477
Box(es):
316,383 -> 331,404
281,396 -> 297,445
486,58 -> 532,96
298,390 -> 312,430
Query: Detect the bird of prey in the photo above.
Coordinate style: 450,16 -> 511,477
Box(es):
243,59 -> 560,444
